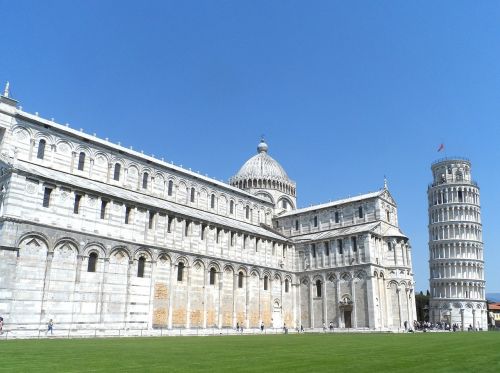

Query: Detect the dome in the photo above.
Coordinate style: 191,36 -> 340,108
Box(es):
232,140 -> 290,182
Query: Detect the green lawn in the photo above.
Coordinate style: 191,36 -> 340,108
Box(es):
1,332 -> 499,372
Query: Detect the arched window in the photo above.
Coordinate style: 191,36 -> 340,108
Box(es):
190,187 -> 195,203
177,262 -> 184,282
210,194 -> 215,209
264,275 -> 269,291
238,271 -> 244,288
316,280 -> 322,297
282,199 -> 287,209
168,180 -> 174,196
113,163 -> 121,181
77,152 -> 85,171
142,172 -> 149,189
313,216 -> 318,227
285,279 -> 289,293
87,252 -> 97,272
230,200 -> 234,214
358,206 -> 363,218
137,256 -> 146,278
37,139 -> 46,159
245,206 -> 250,219
209,267 -> 216,285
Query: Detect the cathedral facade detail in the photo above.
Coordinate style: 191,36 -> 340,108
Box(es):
0,91 -> 416,335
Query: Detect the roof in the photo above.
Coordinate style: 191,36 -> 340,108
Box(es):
488,303 -> 500,311
292,222 -> 380,243
278,189 -> 385,218
11,160 -> 288,242
291,222 -> 408,243
230,140 -> 294,184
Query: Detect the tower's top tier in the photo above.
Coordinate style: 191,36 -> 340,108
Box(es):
430,157 -> 476,187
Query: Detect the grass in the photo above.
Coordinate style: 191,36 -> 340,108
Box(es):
0,332 -> 499,372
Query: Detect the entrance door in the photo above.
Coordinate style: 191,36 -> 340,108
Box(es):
344,310 -> 352,328
273,307 -> 282,329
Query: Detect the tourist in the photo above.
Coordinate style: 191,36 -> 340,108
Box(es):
329,321 -> 333,331
236,322 -> 240,332
323,322 -> 326,332
47,319 -> 53,335
300,324 -> 304,333
260,322 -> 264,332
0,316 -> 3,334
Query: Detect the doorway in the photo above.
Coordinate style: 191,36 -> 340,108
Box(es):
344,310 -> 352,328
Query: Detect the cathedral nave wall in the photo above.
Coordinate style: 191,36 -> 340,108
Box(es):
0,222 -> 295,332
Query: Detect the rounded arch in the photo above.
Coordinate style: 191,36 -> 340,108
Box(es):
207,260 -> 222,272
273,272 -> 283,282
53,237 -> 80,254
223,263 -> 235,273
277,195 -> 295,209
250,267 -> 261,278
312,274 -> 323,282
34,131 -> 55,145
11,124 -> 33,138
133,247 -> 153,260
17,231 -> 51,250
191,258 -> 205,271
56,139 -> 74,154
155,251 -> 172,262
254,191 -> 275,204
109,246 -> 131,262
83,242 -> 106,257
236,266 -> 248,276
93,151 -> 110,164
261,269 -> 272,280
174,255 -> 190,266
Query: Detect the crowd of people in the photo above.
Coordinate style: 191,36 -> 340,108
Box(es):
412,320 -> 479,332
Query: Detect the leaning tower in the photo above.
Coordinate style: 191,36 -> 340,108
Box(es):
428,158 -> 487,330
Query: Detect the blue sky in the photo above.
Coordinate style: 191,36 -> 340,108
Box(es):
2,1 -> 499,293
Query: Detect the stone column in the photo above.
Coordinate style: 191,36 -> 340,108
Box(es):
366,274 -> 377,329
29,138 -> 35,160
70,151 -> 76,173
106,162 -> 112,183
309,278 -> 314,327
245,274 -> 250,328
460,308 -> 464,331
89,158 -> 94,178
98,257 -> 109,327
396,287 -> 402,329
351,279 -> 357,328
202,267 -> 207,329
232,272 -> 237,328
186,265 -> 191,328
336,280 -> 341,327
295,281 -> 301,329
322,273 -> 327,327
124,259 -> 134,329
148,259 -> 157,330
217,269 -> 223,329
167,262 -> 175,329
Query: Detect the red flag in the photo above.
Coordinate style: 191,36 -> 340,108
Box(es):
437,143 -> 444,152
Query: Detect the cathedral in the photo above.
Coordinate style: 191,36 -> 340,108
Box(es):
0,88 -> 416,337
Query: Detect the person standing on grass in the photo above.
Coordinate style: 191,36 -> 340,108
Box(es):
0,316 -> 3,334
236,322 -> 240,332
47,319 -> 53,335
260,322 -> 264,332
